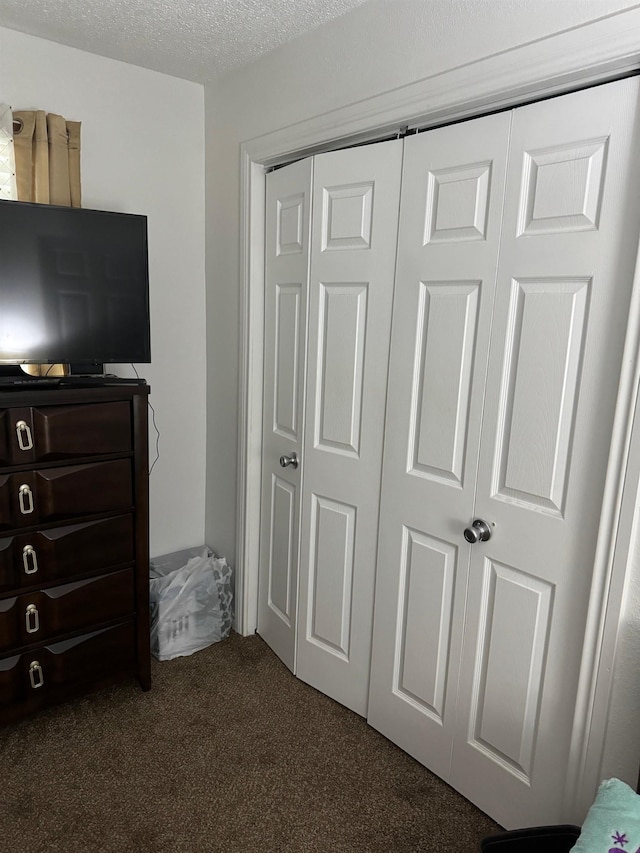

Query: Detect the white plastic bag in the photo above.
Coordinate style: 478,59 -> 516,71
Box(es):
149,546 -> 232,661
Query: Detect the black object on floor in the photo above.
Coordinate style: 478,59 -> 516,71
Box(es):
480,824 -> 581,852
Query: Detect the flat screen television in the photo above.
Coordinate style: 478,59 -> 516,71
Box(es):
0,198 -> 151,369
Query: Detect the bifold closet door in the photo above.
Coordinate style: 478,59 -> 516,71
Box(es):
295,140 -> 403,715
451,78 -> 640,828
367,111 -> 512,780
258,140 -> 403,708
257,158 -> 313,671
368,77 -> 640,829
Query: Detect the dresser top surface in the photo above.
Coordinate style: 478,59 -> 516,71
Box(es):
0,382 -> 150,407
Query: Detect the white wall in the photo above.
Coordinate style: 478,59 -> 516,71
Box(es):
204,0 -> 640,565
204,0 -> 640,809
0,26 -> 207,559
210,0 -> 640,141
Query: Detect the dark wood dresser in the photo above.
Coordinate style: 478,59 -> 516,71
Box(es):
0,383 -> 150,724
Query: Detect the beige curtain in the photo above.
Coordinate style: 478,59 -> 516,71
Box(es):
13,110 -> 81,207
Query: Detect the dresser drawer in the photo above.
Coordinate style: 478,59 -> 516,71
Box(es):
0,515 -> 134,592
0,621 -> 136,711
0,402 -> 132,466
0,459 -> 133,530
0,568 -> 134,652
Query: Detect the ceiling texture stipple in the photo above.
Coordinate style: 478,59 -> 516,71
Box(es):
0,0 -> 371,82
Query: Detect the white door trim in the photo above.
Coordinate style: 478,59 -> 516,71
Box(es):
235,6 -> 640,820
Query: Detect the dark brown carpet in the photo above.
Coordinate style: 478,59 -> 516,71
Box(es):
0,632 -> 500,852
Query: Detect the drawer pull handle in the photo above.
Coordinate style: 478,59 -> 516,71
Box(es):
15,420 -> 34,451
29,660 -> 44,689
18,484 -> 34,515
25,603 -> 40,634
22,545 -> 38,575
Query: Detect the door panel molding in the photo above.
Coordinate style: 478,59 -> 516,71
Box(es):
267,474 -> 296,626
394,526 -> 457,724
273,283 -> 303,440
410,280 -> 481,486
469,558 -> 554,784
306,493 -> 356,660
314,281 -> 368,456
492,276 -> 591,516
518,138 -> 609,237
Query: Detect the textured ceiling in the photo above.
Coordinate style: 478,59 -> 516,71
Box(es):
0,0 -> 370,82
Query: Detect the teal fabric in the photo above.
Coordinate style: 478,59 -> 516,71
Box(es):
571,779 -> 640,853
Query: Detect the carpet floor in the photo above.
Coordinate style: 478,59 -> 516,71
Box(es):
0,632 -> 500,852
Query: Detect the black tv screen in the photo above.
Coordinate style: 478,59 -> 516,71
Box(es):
0,199 -> 151,365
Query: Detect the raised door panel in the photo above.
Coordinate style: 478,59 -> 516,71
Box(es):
305,495 -> 356,660
393,528 -> 457,724
0,515 -> 134,592
314,281 -> 368,456
296,139 -> 403,716
368,111 -> 511,779
492,277 -> 589,515
265,475 -> 296,628
463,559 -> 553,782
0,568 -> 134,652
451,77 -> 640,829
273,285 -> 303,440
411,281 -> 481,486
257,157 -> 312,671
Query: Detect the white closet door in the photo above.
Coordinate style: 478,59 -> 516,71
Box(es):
369,77 -> 640,829
295,140 -> 403,715
451,77 -> 640,828
367,112 -> 512,779
257,158 -> 313,671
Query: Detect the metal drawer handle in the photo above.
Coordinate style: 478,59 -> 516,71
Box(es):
22,545 -> 38,575
18,484 -> 34,515
25,603 -> 40,634
15,420 -> 33,451
29,660 -> 44,689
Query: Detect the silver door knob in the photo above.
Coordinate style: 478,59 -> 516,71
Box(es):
279,452 -> 299,469
464,519 -> 492,544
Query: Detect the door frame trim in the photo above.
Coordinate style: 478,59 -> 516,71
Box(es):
235,7 -> 640,820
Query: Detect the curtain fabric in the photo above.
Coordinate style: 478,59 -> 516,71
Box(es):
0,104 -> 17,200
13,110 -> 81,207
